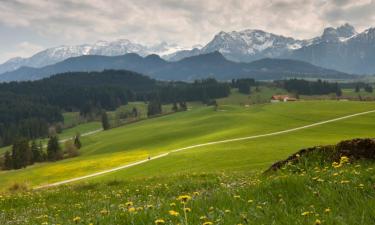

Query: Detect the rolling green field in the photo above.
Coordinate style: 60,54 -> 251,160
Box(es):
1,146 -> 374,225
1,100 -> 375,190
1,96 -> 375,224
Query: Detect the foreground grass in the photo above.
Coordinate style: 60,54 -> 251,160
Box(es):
1,101 -> 375,190
1,158 -> 374,225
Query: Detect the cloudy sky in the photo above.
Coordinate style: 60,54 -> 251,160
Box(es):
0,0 -> 374,63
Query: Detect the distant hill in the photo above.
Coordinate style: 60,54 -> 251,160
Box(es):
0,52 -> 353,82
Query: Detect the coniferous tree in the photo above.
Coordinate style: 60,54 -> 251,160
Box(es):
132,107 -> 138,118
74,133 -> 82,149
31,140 -> 42,163
101,112 -> 110,130
11,138 -> 30,169
47,136 -> 62,161
147,99 -> 162,117
4,151 -> 12,170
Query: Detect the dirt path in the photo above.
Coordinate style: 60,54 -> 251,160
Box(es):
34,110 -> 375,190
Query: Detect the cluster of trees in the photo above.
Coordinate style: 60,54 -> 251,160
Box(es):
158,78 -> 230,104
231,78 -> 256,94
355,83 -> 373,93
0,71 -> 231,147
278,79 -> 342,96
1,134 -> 82,170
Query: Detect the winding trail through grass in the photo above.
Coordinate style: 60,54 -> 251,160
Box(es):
34,110 -> 375,190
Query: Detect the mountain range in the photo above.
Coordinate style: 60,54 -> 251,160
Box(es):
0,51 -> 352,82
169,23 -> 375,74
0,40 -> 189,74
0,23 -> 374,81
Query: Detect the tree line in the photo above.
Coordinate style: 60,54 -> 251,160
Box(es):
0,70 -> 231,147
277,79 -> 342,96
1,134 -> 82,170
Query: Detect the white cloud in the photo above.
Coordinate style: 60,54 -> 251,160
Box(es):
2,42 -> 44,61
0,0 -> 374,62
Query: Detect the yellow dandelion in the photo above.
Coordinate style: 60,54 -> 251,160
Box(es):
169,210 -> 179,216
315,219 -> 322,225
177,195 -> 192,203
184,207 -> 192,213
324,208 -> 331,213
170,202 -> 176,207
125,201 -> 133,207
203,222 -> 213,225
72,216 -> 81,223
155,219 -> 165,224
301,211 -> 311,216
128,207 -> 136,213
200,216 -> 207,220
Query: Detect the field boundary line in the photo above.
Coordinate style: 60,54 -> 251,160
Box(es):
34,110 -> 375,190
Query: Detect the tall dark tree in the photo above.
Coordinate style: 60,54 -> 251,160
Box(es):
74,133 -> 82,149
11,138 -> 30,169
147,99 -> 162,117
47,136 -> 62,161
3,151 -> 12,170
31,140 -> 42,163
131,107 -> 139,118
101,112 -> 110,130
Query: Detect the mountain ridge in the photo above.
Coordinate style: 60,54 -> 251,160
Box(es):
0,51 -> 353,82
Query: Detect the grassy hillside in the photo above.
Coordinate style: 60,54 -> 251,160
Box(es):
1,100 -> 375,190
0,120 -> 101,155
1,141 -> 374,225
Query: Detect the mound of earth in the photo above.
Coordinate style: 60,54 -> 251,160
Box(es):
266,138 -> 375,172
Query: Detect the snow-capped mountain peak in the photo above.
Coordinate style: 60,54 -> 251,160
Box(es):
0,39 -> 190,74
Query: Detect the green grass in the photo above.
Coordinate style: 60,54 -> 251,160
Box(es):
1,158 -> 374,224
0,121 -> 101,155
1,100 -> 375,190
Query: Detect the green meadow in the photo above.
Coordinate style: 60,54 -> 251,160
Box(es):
1,99 -> 375,190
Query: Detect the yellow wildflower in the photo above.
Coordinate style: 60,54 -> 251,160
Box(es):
169,210 -> 179,216
177,195 -> 192,203
315,219 -> 321,225
203,222 -> 213,225
72,216 -> 81,223
155,219 -> 165,224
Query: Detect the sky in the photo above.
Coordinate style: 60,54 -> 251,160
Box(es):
0,0 -> 374,63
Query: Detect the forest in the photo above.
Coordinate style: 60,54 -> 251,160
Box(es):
0,70 -> 230,147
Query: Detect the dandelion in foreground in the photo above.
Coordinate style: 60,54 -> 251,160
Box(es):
125,201 -> 133,207
169,210 -> 179,216
155,219 -> 165,224
177,195 -> 192,203
184,207 -> 192,213
72,216 -> 81,223
301,211 -> 311,216
315,219 -> 322,225
203,222 -> 213,225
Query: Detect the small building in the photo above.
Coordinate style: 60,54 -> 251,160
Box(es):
271,95 -> 297,103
